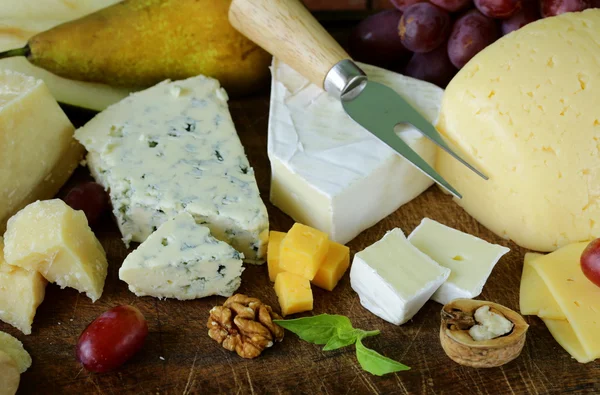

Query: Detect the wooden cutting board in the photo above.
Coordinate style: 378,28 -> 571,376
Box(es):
5,95 -> 599,395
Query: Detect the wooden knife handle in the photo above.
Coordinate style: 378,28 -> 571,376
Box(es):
228,0 -> 349,89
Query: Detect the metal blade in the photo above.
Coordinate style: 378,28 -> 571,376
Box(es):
342,81 -> 463,198
343,81 -> 487,181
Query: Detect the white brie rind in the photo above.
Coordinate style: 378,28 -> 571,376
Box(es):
407,218 -> 510,305
350,228 -> 450,325
268,58 -> 441,245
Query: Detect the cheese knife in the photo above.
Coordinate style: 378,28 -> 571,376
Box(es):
228,0 -> 487,199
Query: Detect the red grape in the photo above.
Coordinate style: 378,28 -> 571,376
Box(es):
349,10 -> 411,69
404,45 -> 458,88
593,0 -> 600,7
77,305 -> 148,373
391,0 -> 428,11
63,181 -> 109,227
475,0 -> 522,18
399,3 -> 451,53
540,0 -> 591,17
447,10 -> 499,69
501,0 -> 540,35
581,239 -> 600,288
430,0 -> 473,13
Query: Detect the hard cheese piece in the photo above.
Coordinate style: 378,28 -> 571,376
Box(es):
529,242 -> 600,363
267,231 -> 286,282
350,228 -> 450,325
407,218 -> 509,304
279,223 -> 329,281
0,69 -> 84,231
0,0 -> 131,111
75,76 -> 269,263
311,241 -> 350,291
119,212 -> 244,300
274,271 -> 313,317
0,331 -> 31,373
268,58 -> 438,244
0,350 -> 20,395
519,252 -> 563,319
436,9 -> 600,252
0,237 -> 46,335
4,199 -> 108,302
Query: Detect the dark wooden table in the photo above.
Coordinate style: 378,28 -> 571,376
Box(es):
3,94 -> 598,395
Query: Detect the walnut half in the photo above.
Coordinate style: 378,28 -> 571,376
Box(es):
440,299 -> 528,368
207,294 -> 285,359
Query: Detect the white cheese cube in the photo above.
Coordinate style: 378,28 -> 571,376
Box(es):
75,76 -> 269,263
119,212 -> 244,300
268,59 -> 440,244
407,218 -> 510,305
350,228 -> 450,325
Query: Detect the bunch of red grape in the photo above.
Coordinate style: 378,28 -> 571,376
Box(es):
349,0 -> 599,88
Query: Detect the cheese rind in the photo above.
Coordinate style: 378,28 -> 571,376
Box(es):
408,218 -> 509,304
119,212 -> 244,300
0,69 -> 83,231
350,228 -> 450,325
436,9 -> 600,252
75,76 -> 269,263
0,331 -> 31,373
268,59 -> 438,244
0,237 -> 46,335
4,199 -> 108,302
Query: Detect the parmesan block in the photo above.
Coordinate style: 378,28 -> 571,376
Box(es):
0,331 -> 31,373
268,59 -> 438,244
436,10 -> 600,252
4,199 -> 108,302
0,350 -> 20,395
0,237 -> 46,335
119,212 -> 244,300
519,242 -> 600,363
0,70 -> 84,231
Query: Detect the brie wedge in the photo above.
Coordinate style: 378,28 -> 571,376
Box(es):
268,59 -> 441,244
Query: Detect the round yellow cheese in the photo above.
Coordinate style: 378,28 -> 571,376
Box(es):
436,9 -> 600,252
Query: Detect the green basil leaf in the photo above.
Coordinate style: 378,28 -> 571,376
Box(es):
274,314 -> 354,345
322,332 -> 358,351
355,329 -> 380,340
355,338 -> 410,376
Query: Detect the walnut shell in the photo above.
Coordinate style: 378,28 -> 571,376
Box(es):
440,299 -> 528,368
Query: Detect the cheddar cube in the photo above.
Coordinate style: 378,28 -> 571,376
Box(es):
279,223 -> 329,280
274,272 -> 313,317
312,241 -> 350,291
4,199 -> 108,302
267,231 -> 286,282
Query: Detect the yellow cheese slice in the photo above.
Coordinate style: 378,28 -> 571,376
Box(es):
0,331 -> 31,373
520,242 -> 600,363
542,319 -> 591,364
0,237 -> 46,335
519,252 -> 564,319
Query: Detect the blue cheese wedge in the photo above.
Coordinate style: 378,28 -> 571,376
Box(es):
74,76 -> 269,263
119,212 -> 244,300
268,59 -> 439,244
350,228 -> 450,325
407,218 -> 509,305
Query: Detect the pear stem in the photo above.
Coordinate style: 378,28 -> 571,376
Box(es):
0,46 -> 30,60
